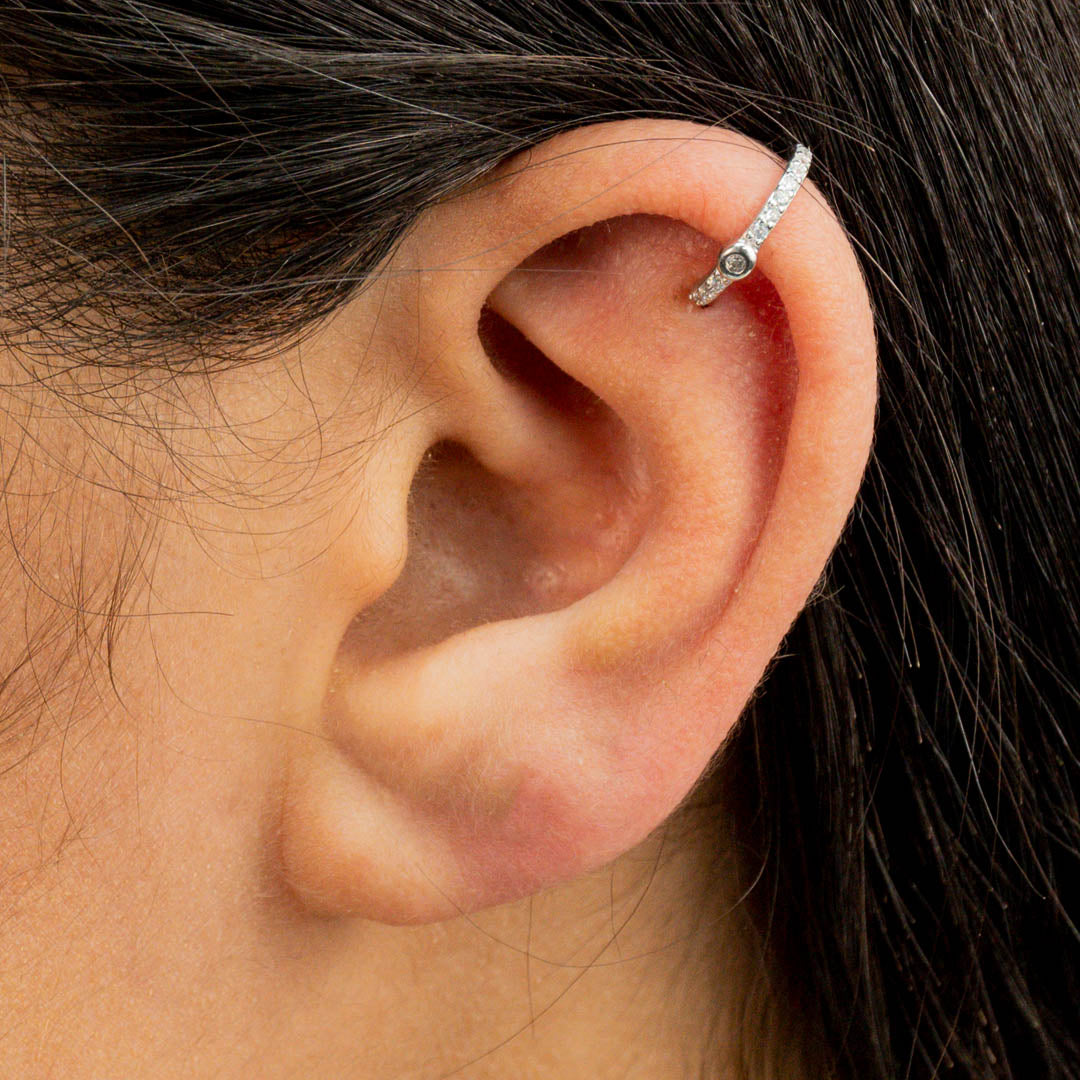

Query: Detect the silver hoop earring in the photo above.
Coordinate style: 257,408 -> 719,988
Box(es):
689,144 -> 812,307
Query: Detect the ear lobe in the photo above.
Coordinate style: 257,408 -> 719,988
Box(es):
277,121 -> 876,924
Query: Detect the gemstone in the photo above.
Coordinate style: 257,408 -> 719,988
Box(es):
690,271 -> 729,306
723,252 -> 748,276
764,206 -> 781,226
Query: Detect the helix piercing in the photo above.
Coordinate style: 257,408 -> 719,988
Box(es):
689,144 -> 812,307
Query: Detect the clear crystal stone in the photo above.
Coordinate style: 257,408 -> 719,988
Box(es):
723,252 -> 748,276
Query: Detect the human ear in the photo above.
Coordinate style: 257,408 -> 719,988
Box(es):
277,120 -> 877,924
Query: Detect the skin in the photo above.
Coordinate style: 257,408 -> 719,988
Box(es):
0,121 -> 876,1078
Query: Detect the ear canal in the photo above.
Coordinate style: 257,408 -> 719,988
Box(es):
338,295 -> 653,669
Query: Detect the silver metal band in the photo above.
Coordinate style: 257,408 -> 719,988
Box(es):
688,144 -> 812,307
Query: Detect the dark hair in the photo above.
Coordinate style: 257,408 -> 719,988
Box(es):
1,2 -> 1078,1077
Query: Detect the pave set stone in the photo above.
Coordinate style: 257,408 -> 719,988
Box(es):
689,144 -> 812,307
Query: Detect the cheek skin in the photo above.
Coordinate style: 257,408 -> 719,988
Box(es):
0,343 -> 437,1072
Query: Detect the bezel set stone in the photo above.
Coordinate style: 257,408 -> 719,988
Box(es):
689,143 -> 812,307
720,242 -> 756,280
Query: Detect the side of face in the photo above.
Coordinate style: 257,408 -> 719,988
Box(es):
0,120 -> 876,1076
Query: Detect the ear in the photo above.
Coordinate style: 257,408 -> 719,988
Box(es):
277,120 -> 877,923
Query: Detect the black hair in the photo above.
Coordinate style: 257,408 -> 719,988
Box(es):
1,2 -> 1078,1077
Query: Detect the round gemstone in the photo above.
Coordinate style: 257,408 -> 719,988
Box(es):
764,206 -> 781,226
723,252 -> 748,276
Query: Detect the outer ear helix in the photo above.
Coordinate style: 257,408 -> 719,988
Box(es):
689,144 -> 812,306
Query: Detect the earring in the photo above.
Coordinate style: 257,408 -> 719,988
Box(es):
689,144 -> 812,307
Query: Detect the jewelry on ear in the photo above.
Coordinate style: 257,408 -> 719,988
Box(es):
689,144 -> 812,307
